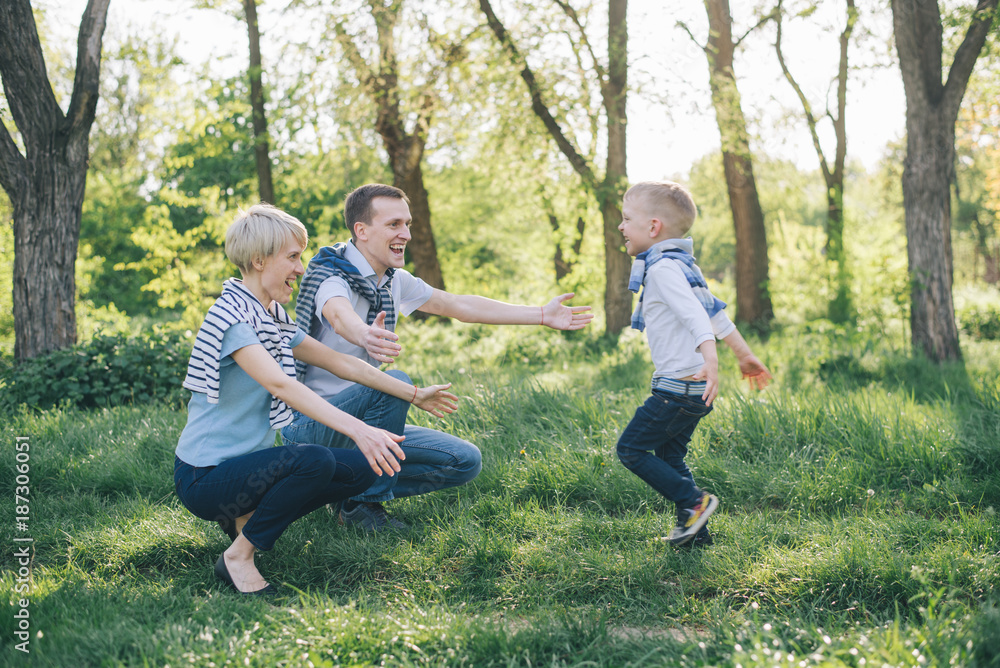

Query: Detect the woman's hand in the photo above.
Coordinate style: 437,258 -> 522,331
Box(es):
412,383 -> 459,417
352,425 -> 406,477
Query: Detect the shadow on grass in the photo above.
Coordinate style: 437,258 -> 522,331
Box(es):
817,349 -> 979,403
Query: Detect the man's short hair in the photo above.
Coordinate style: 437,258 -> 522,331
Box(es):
624,181 -> 698,235
344,183 -> 410,238
225,203 -> 308,273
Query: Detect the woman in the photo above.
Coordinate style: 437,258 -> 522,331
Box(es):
174,203 -> 457,595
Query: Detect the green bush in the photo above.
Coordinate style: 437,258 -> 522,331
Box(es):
958,300 -> 1000,340
0,331 -> 192,412
955,286 -> 1000,341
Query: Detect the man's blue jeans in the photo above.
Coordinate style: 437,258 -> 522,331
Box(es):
616,388 -> 713,522
280,370 -> 482,503
174,445 -> 375,551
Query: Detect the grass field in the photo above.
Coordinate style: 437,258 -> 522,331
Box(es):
2,323 -> 999,666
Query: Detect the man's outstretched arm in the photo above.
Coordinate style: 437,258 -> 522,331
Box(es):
418,290 -> 594,330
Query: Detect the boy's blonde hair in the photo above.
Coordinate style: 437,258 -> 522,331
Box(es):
624,181 -> 698,236
225,203 -> 308,273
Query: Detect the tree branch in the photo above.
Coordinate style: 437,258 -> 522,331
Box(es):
552,0 -> 608,84
331,18 -> 373,85
557,25 -> 600,151
675,20 -> 708,54
65,0 -> 111,144
833,0 -> 856,182
478,0 -> 597,191
942,0 -> 998,124
774,0 -> 830,185
0,0 -> 65,149
734,10 -> 776,48
0,118 -> 26,197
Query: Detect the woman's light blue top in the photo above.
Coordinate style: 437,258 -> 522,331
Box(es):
175,323 -> 306,467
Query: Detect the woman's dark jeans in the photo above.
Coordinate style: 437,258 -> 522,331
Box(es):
175,444 -> 376,551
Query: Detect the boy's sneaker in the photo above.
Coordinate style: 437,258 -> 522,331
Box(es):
666,494 -> 718,546
339,501 -> 409,532
676,527 -> 714,549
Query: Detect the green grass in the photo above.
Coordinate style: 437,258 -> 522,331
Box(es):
1,323 -> 999,666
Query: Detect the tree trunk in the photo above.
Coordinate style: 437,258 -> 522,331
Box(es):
11,156 -> 85,360
479,0 -> 631,336
774,0 -> 855,323
891,0 -> 997,362
705,0 -> 773,332
364,0 -> 445,290
971,214 -> 999,284
395,157 -> 445,290
603,0 -> 632,335
901,107 -> 962,360
243,0 -> 274,204
547,212 -> 585,282
0,0 -> 110,360
826,183 -> 851,322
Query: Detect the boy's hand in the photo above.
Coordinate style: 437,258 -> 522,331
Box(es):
540,293 -> 594,330
737,354 -> 772,390
693,363 -> 719,406
693,340 -> 719,406
364,311 -> 402,364
412,383 -> 459,418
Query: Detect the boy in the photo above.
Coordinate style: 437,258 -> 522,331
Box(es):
616,181 -> 771,547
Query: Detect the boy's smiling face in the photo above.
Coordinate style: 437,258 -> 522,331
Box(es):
618,197 -> 655,257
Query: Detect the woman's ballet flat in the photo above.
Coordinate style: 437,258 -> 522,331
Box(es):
214,554 -> 277,596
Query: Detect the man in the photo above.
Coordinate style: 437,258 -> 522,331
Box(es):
282,183 -> 593,530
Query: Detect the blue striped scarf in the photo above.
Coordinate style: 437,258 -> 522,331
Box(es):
628,238 -> 726,331
183,279 -> 299,428
294,242 -> 395,377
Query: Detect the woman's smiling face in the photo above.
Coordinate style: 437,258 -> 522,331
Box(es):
256,238 -> 305,305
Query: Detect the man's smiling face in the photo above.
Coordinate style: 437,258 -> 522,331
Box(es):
355,196 -> 412,278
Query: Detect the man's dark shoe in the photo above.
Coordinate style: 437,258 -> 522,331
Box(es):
339,501 -> 408,532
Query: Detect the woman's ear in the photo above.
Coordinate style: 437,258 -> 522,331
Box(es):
251,256 -> 264,272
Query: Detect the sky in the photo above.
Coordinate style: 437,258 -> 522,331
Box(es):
41,0 -> 907,181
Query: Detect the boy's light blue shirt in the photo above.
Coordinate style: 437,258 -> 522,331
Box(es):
176,322 -> 306,467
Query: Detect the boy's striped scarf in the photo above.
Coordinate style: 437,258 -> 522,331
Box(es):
183,279 -> 299,428
294,242 -> 395,377
628,238 -> 726,331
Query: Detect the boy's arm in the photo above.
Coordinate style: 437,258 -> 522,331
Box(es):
322,297 -> 402,364
418,289 -> 594,330
692,340 -> 719,406
720,327 -> 772,390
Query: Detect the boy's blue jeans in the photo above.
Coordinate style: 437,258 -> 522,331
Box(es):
174,444 -> 375,551
616,388 -> 713,523
280,369 -> 482,504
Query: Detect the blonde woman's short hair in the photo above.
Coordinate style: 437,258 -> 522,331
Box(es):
225,203 -> 308,273
624,181 -> 698,236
